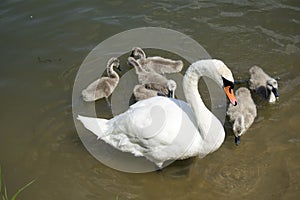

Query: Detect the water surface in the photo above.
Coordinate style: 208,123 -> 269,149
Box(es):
0,0 -> 299,199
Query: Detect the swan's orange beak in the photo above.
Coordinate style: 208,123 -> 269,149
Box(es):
224,86 -> 237,106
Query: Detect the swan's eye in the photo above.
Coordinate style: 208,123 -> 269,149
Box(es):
222,77 -> 234,90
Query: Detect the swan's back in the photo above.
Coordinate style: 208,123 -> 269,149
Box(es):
78,96 -> 201,167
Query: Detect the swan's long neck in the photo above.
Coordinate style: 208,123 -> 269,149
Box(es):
183,61 -> 225,153
183,65 -> 214,133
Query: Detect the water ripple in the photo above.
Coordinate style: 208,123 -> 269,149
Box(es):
201,159 -> 261,196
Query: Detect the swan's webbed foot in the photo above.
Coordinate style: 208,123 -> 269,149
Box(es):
235,136 -> 241,145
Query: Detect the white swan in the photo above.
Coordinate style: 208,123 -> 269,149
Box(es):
227,87 -> 257,145
78,59 -> 237,168
248,65 -> 279,103
82,57 -> 121,104
130,47 -> 184,74
133,80 -> 177,101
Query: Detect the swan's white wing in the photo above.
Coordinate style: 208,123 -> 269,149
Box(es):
80,96 -> 200,166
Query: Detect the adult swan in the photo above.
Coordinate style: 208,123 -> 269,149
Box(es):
78,59 -> 237,168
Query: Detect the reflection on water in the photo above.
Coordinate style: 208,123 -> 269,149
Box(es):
0,0 -> 299,199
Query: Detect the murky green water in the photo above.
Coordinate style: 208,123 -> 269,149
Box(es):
0,0 -> 299,199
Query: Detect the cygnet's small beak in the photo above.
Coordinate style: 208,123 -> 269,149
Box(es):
235,136 -> 241,145
168,90 -> 174,98
272,88 -> 279,100
130,51 -> 135,57
224,86 -> 237,106
116,65 -> 122,71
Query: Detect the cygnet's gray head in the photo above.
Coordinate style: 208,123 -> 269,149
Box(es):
107,57 -> 121,71
167,80 -> 177,98
266,78 -> 279,101
130,47 -> 146,59
233,115 -> 246,145
127,57 -> 139,67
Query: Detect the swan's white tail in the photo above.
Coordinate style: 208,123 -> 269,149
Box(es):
77,115 -> 110,139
